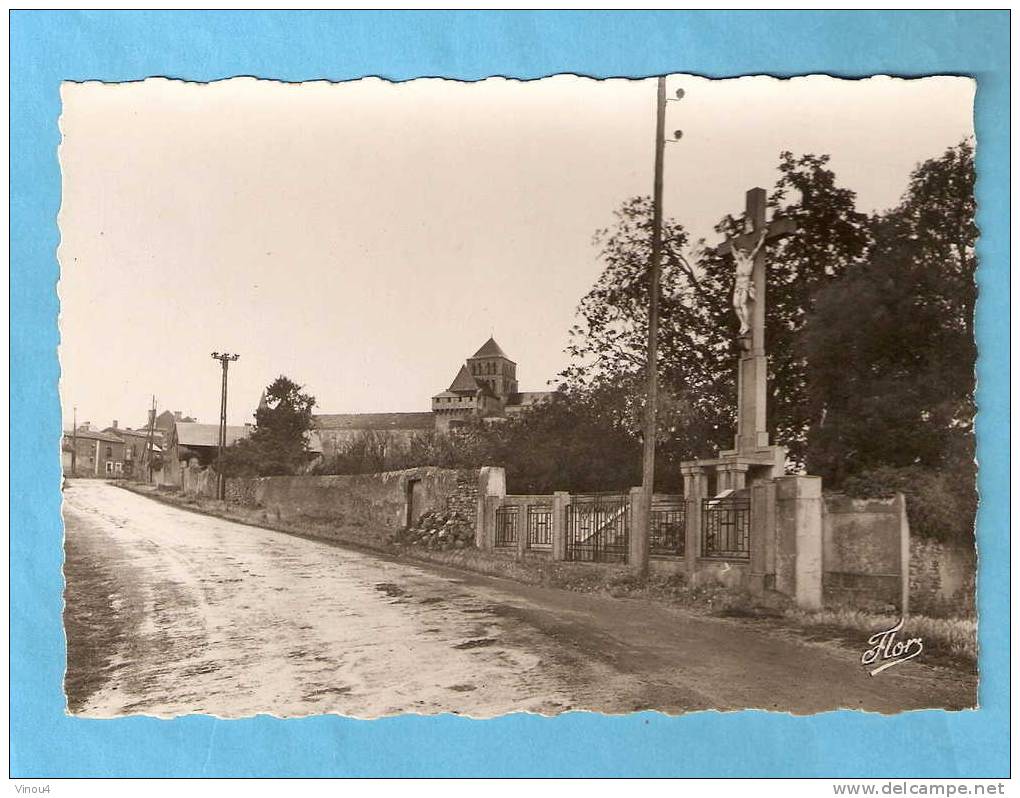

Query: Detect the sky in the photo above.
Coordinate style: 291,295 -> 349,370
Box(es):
57,74 -> 974,430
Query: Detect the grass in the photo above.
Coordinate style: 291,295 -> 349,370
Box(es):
783,607 -> 977,668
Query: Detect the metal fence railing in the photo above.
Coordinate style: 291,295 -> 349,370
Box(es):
650,502 -> 686,557
527,504 -> 552,549
701,497 -> 751,559
565,494 -> 629,563
494,505 -> 519,548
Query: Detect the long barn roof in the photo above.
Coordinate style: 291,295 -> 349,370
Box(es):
314,412 -> 435,431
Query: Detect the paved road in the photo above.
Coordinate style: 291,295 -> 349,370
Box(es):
62,480 -> 975,718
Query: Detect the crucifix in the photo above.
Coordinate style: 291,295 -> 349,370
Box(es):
717,187 -> 796,456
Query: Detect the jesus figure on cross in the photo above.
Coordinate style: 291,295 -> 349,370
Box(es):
731,228 -> 767,336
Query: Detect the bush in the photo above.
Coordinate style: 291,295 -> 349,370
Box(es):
841,464 -> 976,545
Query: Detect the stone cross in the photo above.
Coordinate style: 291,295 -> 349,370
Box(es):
717,187 -> 796,455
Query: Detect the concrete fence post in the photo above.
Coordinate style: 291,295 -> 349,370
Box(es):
749,480 -> 777,595
480,495 -> 502,551
775,475 -> 823,609
515,503 -> 528,561
551,491 -> 570,561
628,487 -> 645,566
682,466 -> 707,577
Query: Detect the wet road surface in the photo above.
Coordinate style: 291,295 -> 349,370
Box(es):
62,480 -> 976,718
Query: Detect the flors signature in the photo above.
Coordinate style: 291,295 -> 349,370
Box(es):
860,618 -> 924,676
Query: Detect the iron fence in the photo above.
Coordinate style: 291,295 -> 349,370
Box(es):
565,494 -> 629,563
494,505 -> 519,548
527,504 -> 553,549
701,497 -> 751,559
650,502 -> 686,557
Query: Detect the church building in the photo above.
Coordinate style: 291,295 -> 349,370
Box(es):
314,337 -> 552,455
431,337 -> 551,431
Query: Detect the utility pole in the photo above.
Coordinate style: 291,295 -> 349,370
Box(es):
211,352 -> 239,500
634,76 -> 675,577
143,395 -> 156,483
71,406 -> 77,476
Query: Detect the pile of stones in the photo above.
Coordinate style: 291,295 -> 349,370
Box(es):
398,508 -> 475,551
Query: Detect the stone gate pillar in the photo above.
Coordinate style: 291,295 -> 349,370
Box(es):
475,466 -> 506,550
774,475 -> 823,609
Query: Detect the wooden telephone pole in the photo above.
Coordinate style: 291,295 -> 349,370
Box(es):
633,76 -> 668,577
143,395 -> 157,483
211,352 -> 239,500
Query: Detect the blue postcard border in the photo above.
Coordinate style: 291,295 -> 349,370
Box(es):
10,10 -> 1010,777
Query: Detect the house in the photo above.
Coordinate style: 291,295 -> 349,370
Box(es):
103,422 -> 163,480
62,424 -> 126,477
141,409 -> 195,436
163,421 -> 253,485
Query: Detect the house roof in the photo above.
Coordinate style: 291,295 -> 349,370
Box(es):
175,422 -> 251,448
314,412 -> 435,432
105,427 -> 162,441
470,336 -> 510,360
64,429 -> 124,444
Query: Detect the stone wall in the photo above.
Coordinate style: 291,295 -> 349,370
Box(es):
222,467 -> 482,547
822,493 -> 906,610
225,477 -> 258,507
909,537 -> 976,617
445,470 -> 479,520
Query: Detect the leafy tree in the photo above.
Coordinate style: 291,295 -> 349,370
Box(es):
563,153 -> 870,470
802,141 -> 976,502
219,376 -> 316,477
313,390 -> 647,494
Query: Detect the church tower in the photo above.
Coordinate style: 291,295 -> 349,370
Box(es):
466,336 -> 518,401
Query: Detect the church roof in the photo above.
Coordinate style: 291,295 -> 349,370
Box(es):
448,364 -> 481,393
470,336 -> 510,360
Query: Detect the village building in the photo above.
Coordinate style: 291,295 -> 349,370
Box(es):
62,423 -> 126,477
162,421 -> 253,485
315,337 -> 552,456
103,422 -> 164,480
142,409 -> 196,436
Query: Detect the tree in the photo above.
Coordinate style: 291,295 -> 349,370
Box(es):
802,141 -> 977,489
563,153 -> 870,470
219,376 -> 317,477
